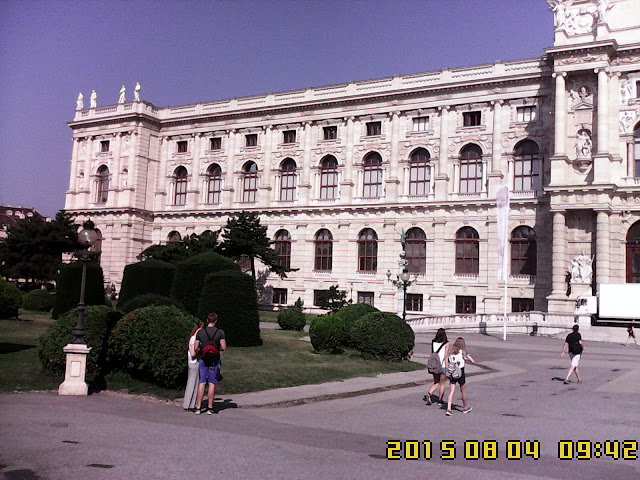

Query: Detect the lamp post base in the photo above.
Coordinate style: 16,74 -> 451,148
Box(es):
58,343 -> 91,396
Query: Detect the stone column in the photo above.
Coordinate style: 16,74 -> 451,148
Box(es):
430,220 -> 447,313
299,121 -> 313,204
551,211 -> 566,296
124,131 -> 138,208
609,73 -> 620,158
595,210 -> 610,285
341,117 -> 355,202
435,106 -> 450,200
223,130 -> 236,206
261,125 -> 273,206
189,133 -> 201,208
628,140 -> 635,177
596,68 -> 609,154
386,111 -> 401,201
112,133 -> 122,206
488,100 -> 503,196
553,73 -> 567,157
156,137 -> 168,210
69,138 -> 80,190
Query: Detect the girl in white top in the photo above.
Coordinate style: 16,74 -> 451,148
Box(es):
182,322 -> 203,411
425,328 -> 449,405
445,337 -> 477,416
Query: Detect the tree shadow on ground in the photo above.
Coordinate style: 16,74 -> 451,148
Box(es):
0,343 -> 35,354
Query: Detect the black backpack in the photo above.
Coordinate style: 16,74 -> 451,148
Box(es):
200,328 -> 220,366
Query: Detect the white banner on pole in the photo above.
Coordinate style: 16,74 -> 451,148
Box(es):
496,185 -> 510,280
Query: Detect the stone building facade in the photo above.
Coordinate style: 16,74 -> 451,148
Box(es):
65,0 -> 640,315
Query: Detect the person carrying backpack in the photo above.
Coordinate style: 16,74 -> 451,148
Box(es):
424,328 -> 449,406
561,324 -> 583,384
194,312 -> 226,415
445,337 -> 477,416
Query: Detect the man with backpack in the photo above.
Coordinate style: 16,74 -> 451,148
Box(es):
561,324 -> 583,385
194,312 -> 226,415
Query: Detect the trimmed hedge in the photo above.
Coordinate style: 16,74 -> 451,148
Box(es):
108,305 -> 198,388
0,277 -> 22,319
22,289 -> 54,312
277,307 -> 306,331
197,270 -> 262,347
52,261 -> 105,319
335,302 -> 379,347
118,293 -> 177,314
309,314 -> 344,353
351,311 -> 415,361
170,252 -> 240,316
38,305 -> 122,373
117,259 -> 176,307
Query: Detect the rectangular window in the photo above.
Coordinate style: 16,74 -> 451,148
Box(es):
313,289 -> 329,307
100,140 -> 110,152
406,294 -> 423,312
512,298 -> 534,313
273,288 -> 288,305
513,158 -> 541,191
357,291 -> 375,306
245,134 -> 258,147
459,158 -> 483,193
463,111 -> 481,127
323,126 -> 337,140
636,80 -> 640,98
456,296 -> 476,314
412,117 -> 429,132
283,130 -> 296,144
177,141 -> 188,153
366,121 -> 381,136
237,254 -> 251,273
516,106 -> 536,123
210,137 -> 222,150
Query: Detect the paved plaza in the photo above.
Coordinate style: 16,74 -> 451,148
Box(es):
1,331 -> 639,480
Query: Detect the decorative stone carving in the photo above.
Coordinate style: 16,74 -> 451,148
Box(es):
619,111 -> 636,134
133,82 -> 141,102
118,85 -> 126,104
90,90 -> 97,108
547,0 -> 568,29
569,85 -> 594,108
76,92 -> 84,110
620,79 -> 634,106
575,128 -> 592,158
570,252 -> 592,284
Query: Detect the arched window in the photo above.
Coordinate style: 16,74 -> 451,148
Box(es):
96,165 -> 109,203
513,140 -> 541,192
459,144 -> 483,194
409,149 -> 431,196
206,164 -> 222,204
634,123 -> 640,178
455,227 -> 479,274
274,230 -> 291,269
358,228 -> 378,271
90,228 -> 103,264
320,156 -> 338,200
173,166 -> 188,205
314,229 -> 333,271
167,231 -> 181,244
363,152 -> 383,198
626,221 -> 640,282
280,159 -> 297,202
242,162 -> 258,203
406,227 -> 426,274
511,226 -> 537,275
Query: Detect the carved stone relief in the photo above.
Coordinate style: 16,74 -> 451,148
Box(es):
619,111 -> 637,134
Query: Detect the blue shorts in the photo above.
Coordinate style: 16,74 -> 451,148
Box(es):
198,359 -> 221,384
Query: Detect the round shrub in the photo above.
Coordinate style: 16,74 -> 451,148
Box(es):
0,277 -> 22,319
118,293 -> 177,314
108,305 -> 198,388
351,311 -> 415,361
197,270 -> 262,347
22,289 -> 54,312
52,261 -> 105,319
171,252 -> 240,316
38,305 -> 122,373
335,302 -> 379,347
118,259 -> 176,308
309,314 -> 344,353
277,307 -> 306,331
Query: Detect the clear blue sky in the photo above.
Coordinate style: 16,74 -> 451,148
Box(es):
0,0 -> 552,218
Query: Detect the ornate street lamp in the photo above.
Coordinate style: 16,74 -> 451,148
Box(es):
72,220 -> 98,344
386,269 -> 416,321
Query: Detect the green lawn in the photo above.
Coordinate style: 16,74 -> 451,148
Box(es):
0,310 -> 424,400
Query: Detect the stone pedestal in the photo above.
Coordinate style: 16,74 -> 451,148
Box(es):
58,343 -> 91,396
569,281 -> 592,299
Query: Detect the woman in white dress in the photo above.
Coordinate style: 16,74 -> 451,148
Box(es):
183,322 -> 204,411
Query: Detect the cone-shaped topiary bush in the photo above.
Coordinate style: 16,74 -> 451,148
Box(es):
334,302 -> 379,347
22,289 -> 54,312
197,270 -> 262,347
309,314 -> 344,353
170,252 -> 240,316
117,259 -> 176,307
351,311 -> 415,361
52,261 -> 105,319
0,277 -> 22,319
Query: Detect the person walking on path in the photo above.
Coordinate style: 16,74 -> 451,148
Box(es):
424,328 -> 449,406
625,321 -> 638,346
561,324 -> 584,384
445,337 -> 477,416
183,322 -> 204,411
194,313 -> 226,415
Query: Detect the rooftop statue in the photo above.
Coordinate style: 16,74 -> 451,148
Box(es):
75,92 -> 83,110
90,89 -> 97,108
118,85 -> 126,104
133,81 -> 141,102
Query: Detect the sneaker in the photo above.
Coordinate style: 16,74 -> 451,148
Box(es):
206,408 -> 213,415
462,406 -> 473,414
563,380 -> 569,385
445,410 -> 452,416
194,408 -> 203,415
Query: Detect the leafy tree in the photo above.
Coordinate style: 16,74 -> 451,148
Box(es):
0,210 -> 79,286
137,230 -> 219,264
315,285 -> 349,313
217,211 -> 290,282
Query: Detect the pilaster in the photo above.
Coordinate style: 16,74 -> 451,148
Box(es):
341,117 -> 355,203
434,106 -> 450,201
385,111 -> 401,201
